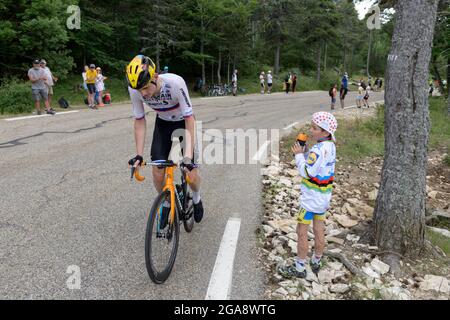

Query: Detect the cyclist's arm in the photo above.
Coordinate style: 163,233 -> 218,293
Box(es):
129,87 -> 147,158
184,116 -> 195,159
134,118 -> 146,157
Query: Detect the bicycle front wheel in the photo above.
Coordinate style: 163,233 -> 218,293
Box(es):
145,190 -> 180,284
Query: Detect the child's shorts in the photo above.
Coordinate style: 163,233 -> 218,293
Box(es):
296,208 -> 326,225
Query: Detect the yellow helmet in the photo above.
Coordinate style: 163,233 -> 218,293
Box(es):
126,55 -> 156,90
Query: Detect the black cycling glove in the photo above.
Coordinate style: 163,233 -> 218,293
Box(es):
128,155 -> 144,166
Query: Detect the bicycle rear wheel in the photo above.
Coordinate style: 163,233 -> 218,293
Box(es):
145,190 -> 180,284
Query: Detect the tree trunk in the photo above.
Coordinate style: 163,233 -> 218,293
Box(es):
447,55 -> 450,98
316,44 -> 322,82
343,47 -> 347,73
227,53 -> 230,84
211,60 -> 214,84
201,15 -> 206,85
374,0 -> 439,259
367,30 -> 372,79
324,42 -> 327,71
201,40 -> 205,85
274,43 -> 281,75
156,32 -> 160,73
217,51 -> 222,85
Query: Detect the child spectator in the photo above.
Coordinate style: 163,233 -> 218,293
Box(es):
329,83 -> 337,110
278,112 -> 337,278
95,67 -> 108,107
363,85 -> 370,108
356,83 -> 364,108
267,71 -> 273,94
260,71 -> 265,94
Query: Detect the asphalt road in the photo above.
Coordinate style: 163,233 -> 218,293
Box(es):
0,90 -> 384,299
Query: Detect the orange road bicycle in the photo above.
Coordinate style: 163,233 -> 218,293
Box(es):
131,160 -> 195,284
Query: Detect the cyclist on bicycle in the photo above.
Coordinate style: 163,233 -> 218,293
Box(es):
126,55 -> 204,224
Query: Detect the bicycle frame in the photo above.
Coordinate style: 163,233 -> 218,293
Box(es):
162,166 -> 176,225
133,162 -> 192,226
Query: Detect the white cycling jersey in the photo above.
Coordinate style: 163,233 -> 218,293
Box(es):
129,73 -> 193,122
295,140 -> 336,213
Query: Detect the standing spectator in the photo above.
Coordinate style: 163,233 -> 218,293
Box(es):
284,72 -> 291,94
291,73 -> 298,93
95,67 -> 108,107
259,71 -> 265,94
379,78 -> 383,91
356,83 -> 364,108
231,69 -> 238,96
82,65 -> 88,90
363,85 -> 370,108
374,78 -> 380,92
267,70 -> 273,94
339,72 -> 348,109
40,59 -> 58,109
28,59 -> 55,115
85,64 -> 98,109
329,83 -> 337,110
161,66 -> 169,74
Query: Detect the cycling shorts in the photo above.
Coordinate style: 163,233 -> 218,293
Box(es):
150,116 -> 198,163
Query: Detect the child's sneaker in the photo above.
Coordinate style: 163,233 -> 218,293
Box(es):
277,264 -> 306,279
310,259 -> 322,274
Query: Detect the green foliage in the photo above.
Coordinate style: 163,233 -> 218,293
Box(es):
0,78 -> 34,114
426,229 -> 450,256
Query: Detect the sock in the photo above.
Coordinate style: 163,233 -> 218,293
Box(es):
295,258 -> 306,272
193,191 -> 201,204
312,253 -> 322,264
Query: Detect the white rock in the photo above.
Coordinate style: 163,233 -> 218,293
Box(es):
428,191 -> 438,199
285,169 -> 299,177
262,225 -> 274,235
287,240 -> 297,254
287,287 -> 298,295
366,189 -> 378,201
299,278 -> 312,287
286,232 -> 298,242
343,203 -> 358,217
279,280 -> 295,287
334,214 -> 359,228
346,234 -> 360,243
279,178 -> 292,187
318,269 -> 335,283
330,284 -> 351,294
419,275 -> 450,294
327,228 -> 343,237
362,266 -> 380,279
380,287 -> 411,300
312,282 -> 324,296
301,291 -> 310,300
370,258 -> 390,275
326,236 -> 345,245
327,261 -> 344,271
274,287 -> 289,296
328,248 -> 342,254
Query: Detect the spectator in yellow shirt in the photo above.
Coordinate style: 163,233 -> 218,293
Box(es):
86,64 -> 98,109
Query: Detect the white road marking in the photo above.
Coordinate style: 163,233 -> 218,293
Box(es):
4,110 -> 80,121
283,121 -> 299,130
205,218 -> 241,300
252,140 -> 271,162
